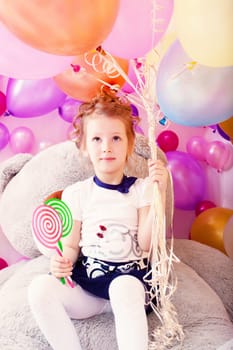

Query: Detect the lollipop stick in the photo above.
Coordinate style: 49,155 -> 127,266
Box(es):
55,246 -> 75,288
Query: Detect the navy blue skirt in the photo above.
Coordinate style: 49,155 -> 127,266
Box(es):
72,256 -> 158,313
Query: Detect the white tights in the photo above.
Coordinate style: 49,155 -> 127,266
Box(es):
28,274 -> 148,350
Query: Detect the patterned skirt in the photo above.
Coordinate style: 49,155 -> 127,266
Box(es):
72,256 -> 158,313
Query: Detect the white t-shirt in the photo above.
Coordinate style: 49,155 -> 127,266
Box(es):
62,176 -> 152,262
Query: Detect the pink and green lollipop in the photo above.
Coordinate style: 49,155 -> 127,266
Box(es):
32,199 -> 74,288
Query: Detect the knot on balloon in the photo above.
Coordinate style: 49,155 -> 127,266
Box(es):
71,64 -> 81,73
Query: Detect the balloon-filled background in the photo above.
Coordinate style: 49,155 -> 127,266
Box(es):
0,0 -> 232,268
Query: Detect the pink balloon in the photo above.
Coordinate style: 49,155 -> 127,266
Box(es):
166,151 -> 206,210
6,78 -> 66,118
122,59 -> 144,93
186,136 -> 207,161
0,122 -> 9,150
0,22 -> 74,79
204,141 -> 233,172
102,0 -> 173,59
58,98 -> 82,123
134,124 -> 144,136
38,140 -> 53,152
156,130 -> 179,152
0,90 -> 6,115
10,127 -> 35,153
195,200 -> 216,216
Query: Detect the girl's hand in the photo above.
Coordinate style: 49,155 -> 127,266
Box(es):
148,159 -> 168,193
50,254 -> 73,279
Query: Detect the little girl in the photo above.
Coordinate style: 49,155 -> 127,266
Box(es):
28,89 -> 168,350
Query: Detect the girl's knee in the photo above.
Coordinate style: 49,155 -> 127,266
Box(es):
109,275 -> 145,306
28,274 -> 58,307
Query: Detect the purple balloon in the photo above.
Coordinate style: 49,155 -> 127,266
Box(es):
10,126 -> 35,153
6,78 -> 66,118
166,151 -> 206,210
0,122 -> 10,150
130,104 -> 139,117
58,98 -> 82,123
216,124 -> 231,141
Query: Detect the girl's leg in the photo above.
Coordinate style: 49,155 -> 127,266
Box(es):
109,275 -> 148,350
28,274 -> 111,350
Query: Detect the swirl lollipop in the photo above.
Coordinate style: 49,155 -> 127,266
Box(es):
45,198 -> 73,237
32,203 -> 74,288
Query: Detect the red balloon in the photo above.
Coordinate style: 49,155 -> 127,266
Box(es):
195,200 -> 216,216
0,90 -> 6,115
156,130 -> 179,152
0,257 -> 8,270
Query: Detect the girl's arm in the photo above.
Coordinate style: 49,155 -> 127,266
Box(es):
50,220 -> 81,279
137,159 -> 168,252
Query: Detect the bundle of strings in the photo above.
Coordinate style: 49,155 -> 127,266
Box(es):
140,59 -> 184,349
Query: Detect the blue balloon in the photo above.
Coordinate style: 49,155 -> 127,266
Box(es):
156,40 -> 233,127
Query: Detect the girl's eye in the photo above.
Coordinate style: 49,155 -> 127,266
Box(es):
113,136 -> 121,142
92,137 -> 101,142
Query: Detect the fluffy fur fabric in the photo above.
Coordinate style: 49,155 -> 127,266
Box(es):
0,136 -> 232,349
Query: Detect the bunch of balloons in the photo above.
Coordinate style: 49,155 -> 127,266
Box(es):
186,136 -> 233,172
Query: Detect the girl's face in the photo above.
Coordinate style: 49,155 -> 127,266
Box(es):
84,114 -> 129,184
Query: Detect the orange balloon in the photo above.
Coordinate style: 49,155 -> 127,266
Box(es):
190,207 -> 233,254
219,116 -> 233,142
223,215 -> 233,259
0,0 -> 119,55
54,52 -> 129,101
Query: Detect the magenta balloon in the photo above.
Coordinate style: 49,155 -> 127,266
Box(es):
102,0 -> 173,59
0,122 -> 10,150
0,91 -> 6,115
186,136 -> 207,161
0,22 -> 74,79
166,151 -> 206,210
0,257 -> 8,270
58,98 -> 82,123
195,200 -> 216,216
204,141 -> 233,172
6,78 -> 66,118
156,40 -> 233,126
156,130 -> 179,152
10,127 -> 35,153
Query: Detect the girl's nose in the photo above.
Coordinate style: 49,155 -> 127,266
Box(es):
102,140 -> 111,153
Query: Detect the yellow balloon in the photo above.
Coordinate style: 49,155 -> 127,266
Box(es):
146,16 -> 177,67
174,0 -> 233,67
190,207 -> 233,254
